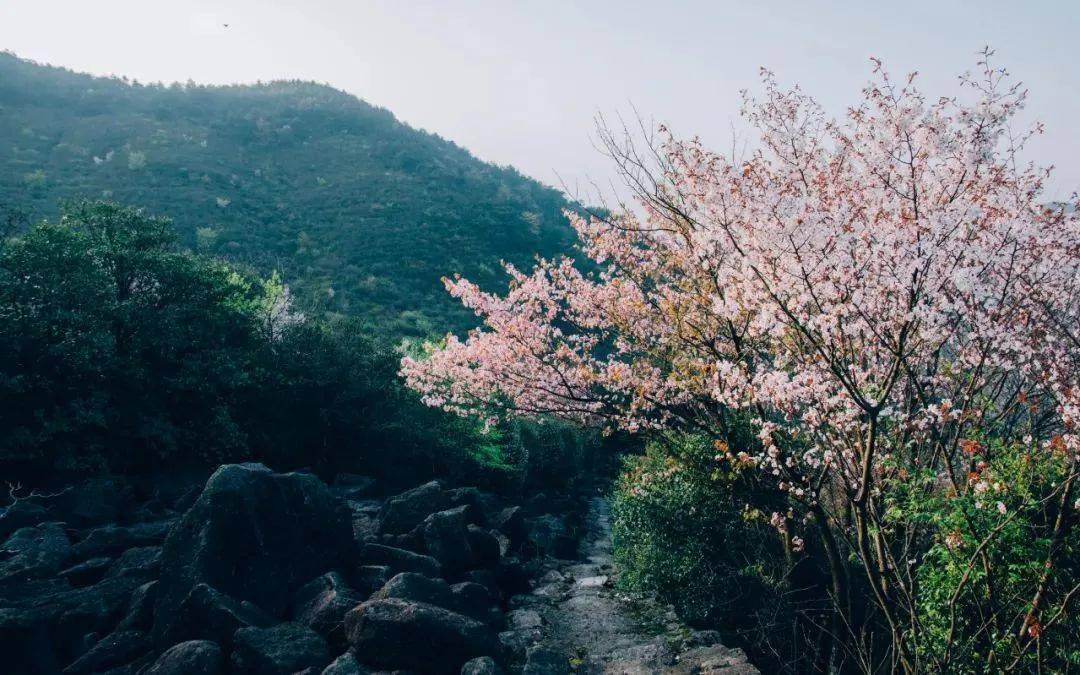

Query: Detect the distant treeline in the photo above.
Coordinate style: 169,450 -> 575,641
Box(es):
0,201 -> 606,488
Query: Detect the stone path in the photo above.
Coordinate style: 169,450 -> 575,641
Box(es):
506,497 -> 758,674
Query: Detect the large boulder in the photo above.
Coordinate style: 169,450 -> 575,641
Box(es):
358,543 -> 442,578
371,573 -> 495,624
422,506 -> 475,576
153,464 -> 355,637
345,598 -> 498,673
230,622 -> 331,674
450,581 -> 500,627
61,630 -> 149,674
291,571 -> 364,648
379,481 -> 448,534
0,522 -> 71,585
372,572 -> 455,606
161,583 -> 274,647
142,640 -> 223,675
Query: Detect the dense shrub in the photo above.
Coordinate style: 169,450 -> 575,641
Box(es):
612,434 -> 825,672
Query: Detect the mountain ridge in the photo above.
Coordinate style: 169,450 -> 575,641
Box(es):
0,51 -> 578,336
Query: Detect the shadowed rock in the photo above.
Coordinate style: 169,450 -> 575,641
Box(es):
230,622 -> 330,674
152,464 -> 355,638
345,598 -> 498,674
142,640 -> 223,675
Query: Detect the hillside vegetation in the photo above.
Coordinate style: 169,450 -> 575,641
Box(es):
0,52 -> 577,336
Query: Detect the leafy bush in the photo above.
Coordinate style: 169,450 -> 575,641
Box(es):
611,434 -> 826,671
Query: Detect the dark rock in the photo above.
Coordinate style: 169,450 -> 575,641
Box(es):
498,628 -> 541,661
345,598 -> 498,674
461,656 -> 504,675
445,489 -> 488,524
0,522 -> 71,584
372,573 -> 463,615
334,474 -> 377,499
71,521 -> 171,559
350,509 -> 381,543
115,581 -> 159,632
153,464 -> 355,638
507,609 -> 543,630
322,652 -> 369,674
422,506 -> 474,576
379,481 -> 447,534
450,582 -> 498,626
360,577 -> 484,631
358,544 -> 441,578
491,530 -> 511,558
351,564 -> 392,596
230,622 -> 330,674
142,640 -> 223,675
523,646 -> 570,675
0,574 -> 146,669
466,526 -> 501,568
386,527 -> 426,554
523,515 -> 576,558
59,557 -> 113,587
494,557 -> 531,596
464,569 -> 500,597
106,546 -> 161,579
292,571 -> 363,648
490,507 -> 526,546
163,583 -> 274,647
62,630 -> 149,674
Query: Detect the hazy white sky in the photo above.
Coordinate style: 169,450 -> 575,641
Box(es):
2,0 -> 1078,200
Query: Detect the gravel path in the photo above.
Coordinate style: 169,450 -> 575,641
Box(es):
506,497 -> 758,674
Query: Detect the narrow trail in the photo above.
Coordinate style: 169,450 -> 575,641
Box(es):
508,497 -> 758,674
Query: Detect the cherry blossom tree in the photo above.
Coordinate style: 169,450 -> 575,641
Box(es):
403,51 -> 1079,672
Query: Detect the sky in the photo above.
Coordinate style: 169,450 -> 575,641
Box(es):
2,0 -> 1079,201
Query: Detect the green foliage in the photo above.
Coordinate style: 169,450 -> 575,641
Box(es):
0,200 -> 571,483
882,440 -> 1080,672
0,52 -> 579,338
0,201 -> 264,471
612,434 -> 787,626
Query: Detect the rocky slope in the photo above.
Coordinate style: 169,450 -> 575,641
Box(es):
0,465 -> 753,674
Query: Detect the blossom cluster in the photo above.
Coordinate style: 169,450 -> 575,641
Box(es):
402,55 -> 1079,505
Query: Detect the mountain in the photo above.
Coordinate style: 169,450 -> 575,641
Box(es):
0,52 -> 578,336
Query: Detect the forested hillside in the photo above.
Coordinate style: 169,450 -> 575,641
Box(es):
0,52 -> 577,336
